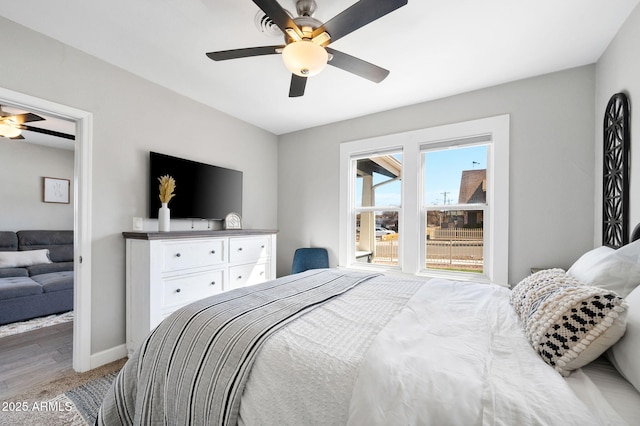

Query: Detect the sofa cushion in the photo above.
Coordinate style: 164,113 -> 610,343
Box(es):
0,276 -> 43,300
30,271 -> 74,293
0,232 -> 18,251
27,261 -> 74,276
17,230 -> 73,263
0,267 -> 28,278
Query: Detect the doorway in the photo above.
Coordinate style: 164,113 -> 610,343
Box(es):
0,86 -> 93,372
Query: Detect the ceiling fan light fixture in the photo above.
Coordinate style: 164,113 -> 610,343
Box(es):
282,40 -> 328,77
0,121 -> 21,138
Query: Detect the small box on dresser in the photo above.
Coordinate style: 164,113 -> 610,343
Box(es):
123,229 -> 277,356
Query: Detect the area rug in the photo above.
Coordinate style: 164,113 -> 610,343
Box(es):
61,371 -> 118,424
0,358 -> 125,426
0,311 -> 73,338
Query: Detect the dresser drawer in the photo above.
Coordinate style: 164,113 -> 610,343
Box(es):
228,262 -> 268,290
229,237 -> 270,264
161,269 -> 223,310
162,239 -> 225,272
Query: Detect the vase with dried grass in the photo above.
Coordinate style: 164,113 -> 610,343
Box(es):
158,175 -> 176,232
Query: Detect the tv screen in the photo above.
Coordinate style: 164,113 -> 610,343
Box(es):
149,152 -> 242,220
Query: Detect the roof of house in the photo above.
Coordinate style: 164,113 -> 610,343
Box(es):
458,169 -> 486,204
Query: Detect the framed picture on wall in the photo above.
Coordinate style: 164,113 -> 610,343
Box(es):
43,177 -> 70,204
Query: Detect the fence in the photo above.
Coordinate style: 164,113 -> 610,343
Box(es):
373,238 -> 398,264
424,240 -> 483,267
429,227 -> 483,240
370,235 -> 483,270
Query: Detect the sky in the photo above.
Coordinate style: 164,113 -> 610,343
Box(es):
424,144 -> 487,205
355,144 -> 487,207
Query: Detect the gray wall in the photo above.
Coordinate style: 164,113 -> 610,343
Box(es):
0,141 -> 74,230
278,66 -> 596,284
0,17 -> 278,354
595,5 -> 640,243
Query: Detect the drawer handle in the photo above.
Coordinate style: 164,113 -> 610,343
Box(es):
261,245 -> 265,249
175,253 -> 181,258
237,275 -> 242,280
175,288 -> 181,293
238,247 -> 243,251
210,281 -> 216,286
210,250 -> 216,254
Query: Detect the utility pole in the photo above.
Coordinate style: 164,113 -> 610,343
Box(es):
441,191 -> 449,205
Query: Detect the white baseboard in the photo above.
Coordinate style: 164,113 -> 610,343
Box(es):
90,344 -> 128,370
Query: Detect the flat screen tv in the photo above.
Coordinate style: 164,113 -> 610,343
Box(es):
149,152 -> 242,220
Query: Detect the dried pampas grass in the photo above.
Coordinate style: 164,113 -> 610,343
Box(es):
158,175 -> 176,204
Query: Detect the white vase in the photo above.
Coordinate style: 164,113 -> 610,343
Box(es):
158,203 -> 170,232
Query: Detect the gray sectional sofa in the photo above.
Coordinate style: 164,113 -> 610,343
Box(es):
0,230 -> 74,325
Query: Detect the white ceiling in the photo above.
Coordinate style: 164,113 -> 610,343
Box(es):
0,0 -> 638,135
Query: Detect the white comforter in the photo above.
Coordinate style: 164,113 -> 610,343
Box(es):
240,276 -> 613,425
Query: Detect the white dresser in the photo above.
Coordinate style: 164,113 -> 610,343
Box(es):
123,230 -> 277,355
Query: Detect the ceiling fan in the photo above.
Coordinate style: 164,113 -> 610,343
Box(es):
206,0 -> 407,97
0,106 -> 75,140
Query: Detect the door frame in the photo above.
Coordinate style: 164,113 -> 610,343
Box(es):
0,86 -> 93,372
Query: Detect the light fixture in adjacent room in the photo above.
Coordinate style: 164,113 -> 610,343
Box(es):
281,40 -> 328,77
0,119 -> 21,138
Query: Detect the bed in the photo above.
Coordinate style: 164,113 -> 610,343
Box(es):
97,239 -> 640,425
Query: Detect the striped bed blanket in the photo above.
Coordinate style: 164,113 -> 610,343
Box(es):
96,269 -> 379,426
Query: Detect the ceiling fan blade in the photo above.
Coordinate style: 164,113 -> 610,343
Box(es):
18,124 -> 76,140
313,0 -> 407,44
326,48 -> 389,83
289,74 -> 307,97
5,112 -> 45,124
252,0 -> 303,39
206,45 -> 285,61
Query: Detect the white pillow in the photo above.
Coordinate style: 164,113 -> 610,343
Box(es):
608,285 -> 640,393
0,249 -> 52,268
567,246 -> 615,275
567,240 -> 640,297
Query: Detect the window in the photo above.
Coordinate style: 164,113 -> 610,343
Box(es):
339,115 -> 509,285
422,143 -> 488,276
353,152 -> 402,267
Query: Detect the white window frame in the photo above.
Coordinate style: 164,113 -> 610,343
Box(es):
352,149 -> 403,271
343,147 -> 404,272
420,140 -> 490,281
339,115 -> 509,286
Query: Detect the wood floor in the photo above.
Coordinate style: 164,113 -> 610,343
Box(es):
0,321 -> 73,400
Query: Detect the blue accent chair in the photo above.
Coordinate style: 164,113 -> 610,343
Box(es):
291,248 -> 329,274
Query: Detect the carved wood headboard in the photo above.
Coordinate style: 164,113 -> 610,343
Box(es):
603,92 -> 630,248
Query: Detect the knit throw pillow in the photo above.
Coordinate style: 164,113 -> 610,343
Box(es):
510,269 -> 628,376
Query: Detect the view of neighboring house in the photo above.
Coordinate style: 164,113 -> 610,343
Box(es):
459,169 -> 487,204
458,169 -> 486,227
